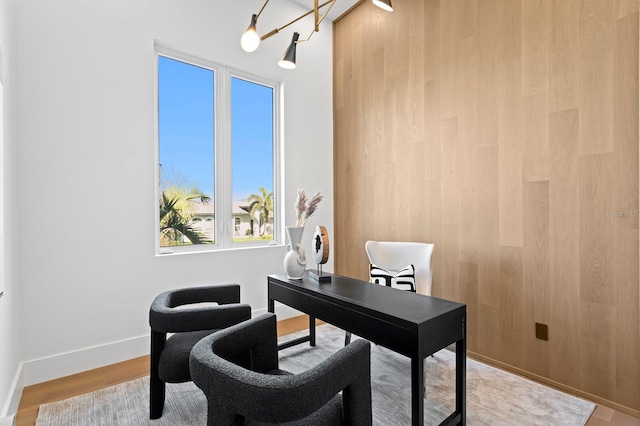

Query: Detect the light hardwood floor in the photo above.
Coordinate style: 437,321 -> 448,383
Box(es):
16,315 -> 640,426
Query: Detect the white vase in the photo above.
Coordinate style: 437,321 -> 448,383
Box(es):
284,226 -> 306,279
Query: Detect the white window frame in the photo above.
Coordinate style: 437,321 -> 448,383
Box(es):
154,44 -> 283,255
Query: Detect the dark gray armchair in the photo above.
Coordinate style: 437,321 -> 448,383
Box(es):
189,313 -> 372,426
149,284 -> 251,419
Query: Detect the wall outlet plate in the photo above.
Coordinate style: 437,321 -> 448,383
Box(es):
535,323 -> 548,341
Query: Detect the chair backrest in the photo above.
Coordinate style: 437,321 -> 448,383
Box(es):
190,313 -> 372,425
365,241 -> 434,296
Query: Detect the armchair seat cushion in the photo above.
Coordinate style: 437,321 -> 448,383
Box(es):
159,329 -> 217,383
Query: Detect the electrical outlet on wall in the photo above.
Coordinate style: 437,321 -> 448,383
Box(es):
535,323 -> 548,341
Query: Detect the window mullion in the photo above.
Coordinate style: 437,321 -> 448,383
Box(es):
216,67 -> 233,248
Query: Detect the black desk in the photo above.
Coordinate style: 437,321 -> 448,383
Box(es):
267,271 -> 466,426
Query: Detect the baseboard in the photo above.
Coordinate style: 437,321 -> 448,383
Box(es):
467,350 -> 640,420
22,334 -> 150,387
0,414 -> 15,426
252,303 -> 302,319
1,363 -> 23,419
20,306 -> 299,387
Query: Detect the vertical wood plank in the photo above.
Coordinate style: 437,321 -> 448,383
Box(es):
549,0 -> 579,112
424,80 -> 441,183
459,186 -> 477,265
439,0 -> 458,119
522,92 -> 549,182
422,181 -> 442,266
522,0 -> 550,97
408,0 -> 425,146
579,0 -> 616,56
459,261 -> 479,351
458,36 -> 479,191
370,49 -> 386,243
578,0 -> 615,155
548,108 -> 582,388
499,246 -> 525,369
477,147 -> 499,306
441,117 -> 459,226
423,0 -> 440,82
455,0 -> 478,40
579,154 -> 615,307
439,225 -> 460,302
501,0 -> 522,62
431,182 -> 443,240
523,181 -> 551,375
578,50 -> 614,155
478,303 -> 501,359
498,58 -> 523,247
580,301 -> 616,400
477,0 -> 500,148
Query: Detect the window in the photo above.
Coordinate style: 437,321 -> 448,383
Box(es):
156,47 -> 281,253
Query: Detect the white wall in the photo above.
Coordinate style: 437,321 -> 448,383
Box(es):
11,0 -> 334,393
0,0 -> 21,419
0,0 -> 20,418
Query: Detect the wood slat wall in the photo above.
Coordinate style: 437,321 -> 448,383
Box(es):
333,0 -> 639,415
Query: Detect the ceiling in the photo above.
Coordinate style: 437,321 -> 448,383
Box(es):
289,0 -> 360,22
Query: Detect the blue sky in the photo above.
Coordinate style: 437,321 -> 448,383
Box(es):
158,56 -> 274,201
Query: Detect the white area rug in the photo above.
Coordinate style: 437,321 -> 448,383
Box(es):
36,324 -> 595,425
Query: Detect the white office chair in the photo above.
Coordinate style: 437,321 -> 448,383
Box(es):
365,240 -> 434,296
346,240 -> 435,396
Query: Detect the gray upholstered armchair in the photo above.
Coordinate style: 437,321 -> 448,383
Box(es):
189,313 -> 372,426
149,284 -> 251,419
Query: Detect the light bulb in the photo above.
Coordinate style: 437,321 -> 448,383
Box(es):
278,59 -> 296,69
241,31 -> 260,52
372,0 -> 393,12
241,14 -> 260,53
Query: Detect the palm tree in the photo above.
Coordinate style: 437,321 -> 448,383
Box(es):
159,186 -> 212,245
247,187 -> 273,237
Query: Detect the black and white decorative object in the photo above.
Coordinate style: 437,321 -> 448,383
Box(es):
309,225 -> 331,282
369,264 -> 416,292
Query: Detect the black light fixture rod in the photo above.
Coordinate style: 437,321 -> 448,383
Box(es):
260,0 -> 334,41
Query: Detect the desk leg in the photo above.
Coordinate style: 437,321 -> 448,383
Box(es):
411,355 -> 424,426
456,338 -> 466,425
268,298 -> 275,313
309,315 -> 316,346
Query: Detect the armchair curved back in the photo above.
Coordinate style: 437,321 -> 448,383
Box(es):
148,284 -> 251,419
190,313 -> 372,426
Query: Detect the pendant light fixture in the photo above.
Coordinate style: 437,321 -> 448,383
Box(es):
372,0 -> 393,12
242,0 -> 392,69
240,14 -> 261,52
278,32 -> 300,69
